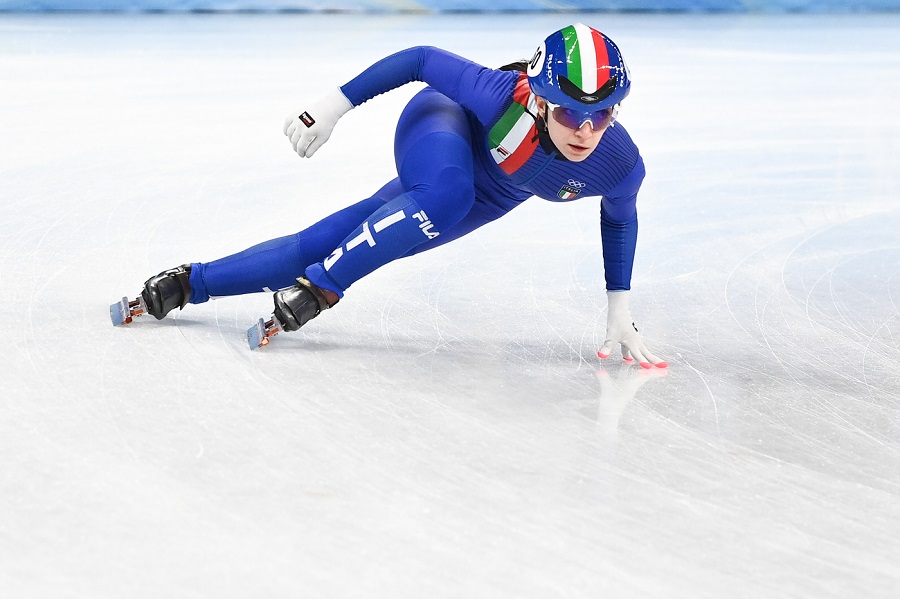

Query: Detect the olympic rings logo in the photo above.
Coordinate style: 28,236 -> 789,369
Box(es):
567,179 -> 586,188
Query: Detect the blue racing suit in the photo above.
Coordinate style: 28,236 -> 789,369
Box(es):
188,46 -> 644,303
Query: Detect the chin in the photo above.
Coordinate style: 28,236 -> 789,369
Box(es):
563,147 -> 594,161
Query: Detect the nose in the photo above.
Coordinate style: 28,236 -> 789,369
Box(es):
575,121 -> 593,137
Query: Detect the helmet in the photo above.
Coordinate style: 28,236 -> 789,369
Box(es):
527,23 -> 630,112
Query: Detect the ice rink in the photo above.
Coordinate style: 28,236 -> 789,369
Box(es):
1,11 -> 899,598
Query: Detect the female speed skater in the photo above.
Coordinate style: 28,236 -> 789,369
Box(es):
131,23 -> 667,367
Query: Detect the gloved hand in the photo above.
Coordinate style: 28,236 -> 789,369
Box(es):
598,290 -> 668,369
283,88 -> 354,158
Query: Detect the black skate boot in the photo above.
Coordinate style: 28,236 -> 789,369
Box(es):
141,264 -> 192,320
272,277 -> 338,332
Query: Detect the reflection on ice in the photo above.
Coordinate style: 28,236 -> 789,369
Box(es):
593,365 -> 669,459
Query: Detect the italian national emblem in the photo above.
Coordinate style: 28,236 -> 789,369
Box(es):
558,179 -> 585,200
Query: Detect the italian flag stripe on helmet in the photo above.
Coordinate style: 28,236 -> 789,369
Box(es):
564,23 -> 611,93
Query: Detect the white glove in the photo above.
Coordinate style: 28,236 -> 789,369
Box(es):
283,88 -> 353,158
598,290 -> 667,369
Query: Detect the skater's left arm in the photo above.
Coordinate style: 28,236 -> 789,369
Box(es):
597,158 -> 667,368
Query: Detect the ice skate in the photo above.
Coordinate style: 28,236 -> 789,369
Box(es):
247,277 -> 338,349
110,264 -> 191,326
141,264 -> 192,320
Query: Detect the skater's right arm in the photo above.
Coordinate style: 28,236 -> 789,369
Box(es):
284,88 -> 354,158
284,46 -> 516,158
339,46 -> 517,125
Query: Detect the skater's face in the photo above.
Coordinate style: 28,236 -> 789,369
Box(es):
536,97 -> 613,162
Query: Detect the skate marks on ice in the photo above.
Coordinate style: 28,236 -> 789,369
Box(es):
3,12 -> 900,599
721,210 -> 900,431
722,210 -> 900,379
654,207 -> 900,492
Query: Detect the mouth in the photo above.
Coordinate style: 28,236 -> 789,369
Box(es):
567,143 -> 590,153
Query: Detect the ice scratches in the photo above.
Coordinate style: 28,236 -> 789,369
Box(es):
374,266 -> 461,358
719,208 -> 900,470
678,355 -> 721,436
528,261 -> 585,367
417,257 -> 460,357
726,212 -> 900,365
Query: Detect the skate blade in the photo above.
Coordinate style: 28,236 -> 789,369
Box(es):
247,316 -> 281,350
110,296 -> 147,326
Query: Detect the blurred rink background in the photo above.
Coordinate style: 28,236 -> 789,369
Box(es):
0,1 -> 899,598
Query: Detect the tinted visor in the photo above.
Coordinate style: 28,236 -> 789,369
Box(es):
547,102 -> 615,130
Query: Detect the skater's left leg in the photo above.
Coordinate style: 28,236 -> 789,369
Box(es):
187,180 -> 405,304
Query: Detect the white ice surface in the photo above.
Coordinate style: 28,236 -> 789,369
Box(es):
1,12 -> 899,598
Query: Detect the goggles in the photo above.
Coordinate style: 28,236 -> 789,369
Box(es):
546,102 -> 617,131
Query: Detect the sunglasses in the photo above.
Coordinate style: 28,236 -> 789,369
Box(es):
545,102 -> 617,131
